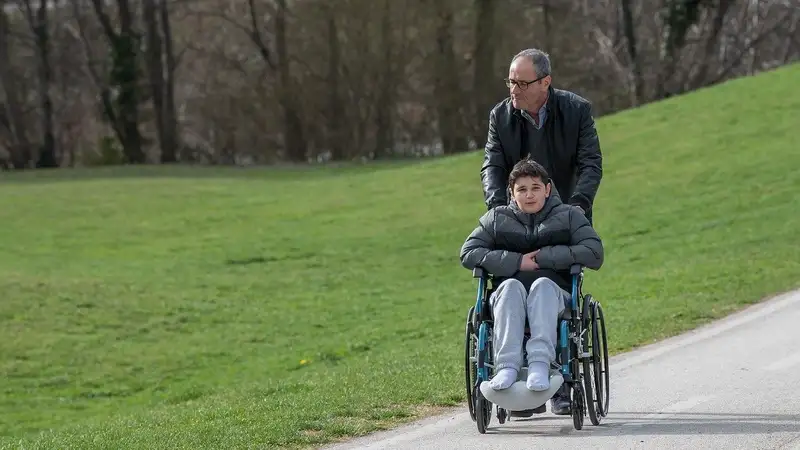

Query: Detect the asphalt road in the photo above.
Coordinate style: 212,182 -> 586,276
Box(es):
325,288 -> 800,450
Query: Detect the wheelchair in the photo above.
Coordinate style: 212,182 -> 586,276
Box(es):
464,264 -> 610,433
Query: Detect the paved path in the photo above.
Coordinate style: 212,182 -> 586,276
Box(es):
326,289 -> 800,450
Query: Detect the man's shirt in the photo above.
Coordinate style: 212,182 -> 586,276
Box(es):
521,101 -> 547,129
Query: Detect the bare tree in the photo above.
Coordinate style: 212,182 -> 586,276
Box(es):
324,3 -> 343,160
0,0 -> 32,169
374,0 -> 397,159
471,0 -> 497,147
620,0 -> 643,105
274,0 -> 307,161
432,0 -> 467,154
20,0 -> 58,167
144,0 -> 180,163
70,0 -> 145,163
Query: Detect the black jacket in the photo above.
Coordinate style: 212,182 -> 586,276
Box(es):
460,194 -> 604,292
480,87 -> 603,218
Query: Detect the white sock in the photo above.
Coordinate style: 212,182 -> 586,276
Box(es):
489,368 -> 518,390
526,362 -> 550,391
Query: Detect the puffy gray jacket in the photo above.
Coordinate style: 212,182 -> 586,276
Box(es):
459,193 -> 604,292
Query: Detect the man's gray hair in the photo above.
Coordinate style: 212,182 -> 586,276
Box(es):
512,48 -> 551,78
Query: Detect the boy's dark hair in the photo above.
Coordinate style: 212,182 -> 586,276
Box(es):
508,158 -> 551,189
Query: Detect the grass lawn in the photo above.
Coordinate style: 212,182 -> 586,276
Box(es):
1,63 -> 799,449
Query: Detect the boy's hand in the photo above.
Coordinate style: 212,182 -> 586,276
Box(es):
520,250 -> 540,271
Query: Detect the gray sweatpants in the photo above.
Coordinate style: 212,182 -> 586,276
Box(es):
489,277 -> 569,371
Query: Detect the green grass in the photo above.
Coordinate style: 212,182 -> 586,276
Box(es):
1,63 -> 799,449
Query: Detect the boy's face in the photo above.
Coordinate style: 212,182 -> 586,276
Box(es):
512,176 -> 551,214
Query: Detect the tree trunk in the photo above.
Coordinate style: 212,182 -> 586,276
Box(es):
276,0 -> 307,162
657,0 -> 707,99
782,7 -> 799,64
0,0 -> 31,169
689,0 -> 733,89
143,0 -> 178,163
433,0 -> 467,155
472,0 -> 497,148
144,0 -> 166,162
620,0 -> 643,105
160,0 -> 179,163
22,0 -> 58,168
542,0 -> 554,52
374,0 -> 395,159
116,0 -> 144,163
326,6 -> 343,161
90,0 -> 145,163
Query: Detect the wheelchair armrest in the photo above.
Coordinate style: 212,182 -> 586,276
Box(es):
570,264 -> 584,276
472,267 -> 485,279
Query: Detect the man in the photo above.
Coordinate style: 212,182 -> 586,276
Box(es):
479,48 -> 603,415
481,48 -> 602,225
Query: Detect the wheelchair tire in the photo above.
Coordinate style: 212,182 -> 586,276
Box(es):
567,321 -> 585,431
475,391 -> 491,434
475,321 -> 493,433
464,307 -> 477,422
582,296 -> 601,426
571,382 -> 585,430
496,406 -> 507,424
592,301 -> 610,418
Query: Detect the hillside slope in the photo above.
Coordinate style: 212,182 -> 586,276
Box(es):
0,63 -> 798,449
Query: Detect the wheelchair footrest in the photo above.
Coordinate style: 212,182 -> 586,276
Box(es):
479,371 -> 564,412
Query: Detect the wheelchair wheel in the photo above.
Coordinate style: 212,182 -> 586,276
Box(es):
571,382 -> 585,430
592,301 -> 610,418
475,321 -> 493,433
567,323 -> 585,430
496,406 -> 507,424
464,307 -> 477,422
582,295 -> 600,426
475,390 -> 492,434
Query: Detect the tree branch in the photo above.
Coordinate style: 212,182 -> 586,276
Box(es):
247,0 -> 276,70
710,11 -> 793,85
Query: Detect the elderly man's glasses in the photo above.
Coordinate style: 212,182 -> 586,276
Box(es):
505,74 -> 548,90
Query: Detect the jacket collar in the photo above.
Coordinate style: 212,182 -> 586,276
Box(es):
509,189 -> 562,224
544,85 -> 556,112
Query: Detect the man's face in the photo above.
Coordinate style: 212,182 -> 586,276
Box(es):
507,57 -> 550,112
512,176 -> 551,214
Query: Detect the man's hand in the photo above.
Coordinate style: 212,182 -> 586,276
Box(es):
520,250 -> 540,271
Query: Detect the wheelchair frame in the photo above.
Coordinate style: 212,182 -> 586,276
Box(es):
464,264 -> 610,433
